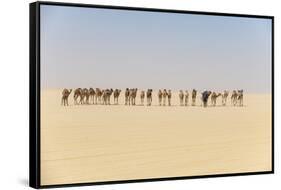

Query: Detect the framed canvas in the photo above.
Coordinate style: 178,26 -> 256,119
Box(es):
29,1 -> 274,188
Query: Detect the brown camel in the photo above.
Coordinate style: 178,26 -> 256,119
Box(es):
158,90 -> 163,106
61,88 -> 72,106
113,89 -> 121,105
179,90 -> 184,106
168,90 -> 172,106
129,88 -> 138,105
73,88 -> 82,105
184,90 -> 189,106
237,90 -> 244,106
162,89 -> 168,106
107,88 -> 114,105
231,90 -> 238,106
125,88 -> 130,105
211,92 -> 221,106
146,89 -> 153,106
191,89 -> 197,106
89,88 -> 96,104
82,88 -> 90,104
102,89 -> 113,105
140,91 -> 145,105
95,88 -> 103,104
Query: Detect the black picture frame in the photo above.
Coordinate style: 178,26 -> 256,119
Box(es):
29,1 -> 274,189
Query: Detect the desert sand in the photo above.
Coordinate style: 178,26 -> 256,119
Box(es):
40,89 -> 272,185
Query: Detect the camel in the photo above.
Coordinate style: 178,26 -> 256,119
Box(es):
129,88 -> 138,105
210,92 -> 221,106
202,91 -> 212,107
231,90 -> 238,106
158,90 -> 163,106
184,90 -> 189,106
107,88 -> 114,105
191,89 -> 197,106
140,91 -> 145,105
95,88 -> 103,104
102,90 -> 107,105
221,90 -> 229,106
61,88 -> 72,106
125,88 -> 130,105
237,90 -> 243,106
146,89 -> 153,106
179,90 -> 184,106
73,88 -> 82,105
82,88 -> 90,104
89,88 -> 96,104
168,90 -> 172,106
113,89 -> 121,105
162,89 -> 168,106
102,89 -> 113,105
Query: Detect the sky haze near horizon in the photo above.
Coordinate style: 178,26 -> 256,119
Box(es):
40,5 -> 272,93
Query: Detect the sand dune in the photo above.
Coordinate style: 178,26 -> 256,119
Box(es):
40,89 -> 272,185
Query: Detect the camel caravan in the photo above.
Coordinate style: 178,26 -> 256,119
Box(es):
61,88 -> 244,107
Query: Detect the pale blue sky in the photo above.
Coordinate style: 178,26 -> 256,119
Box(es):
40,5 -> 272,93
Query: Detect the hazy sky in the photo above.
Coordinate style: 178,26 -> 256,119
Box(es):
40,5 -> 272,93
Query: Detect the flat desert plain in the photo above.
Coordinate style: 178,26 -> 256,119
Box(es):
40,89 -> 272,185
